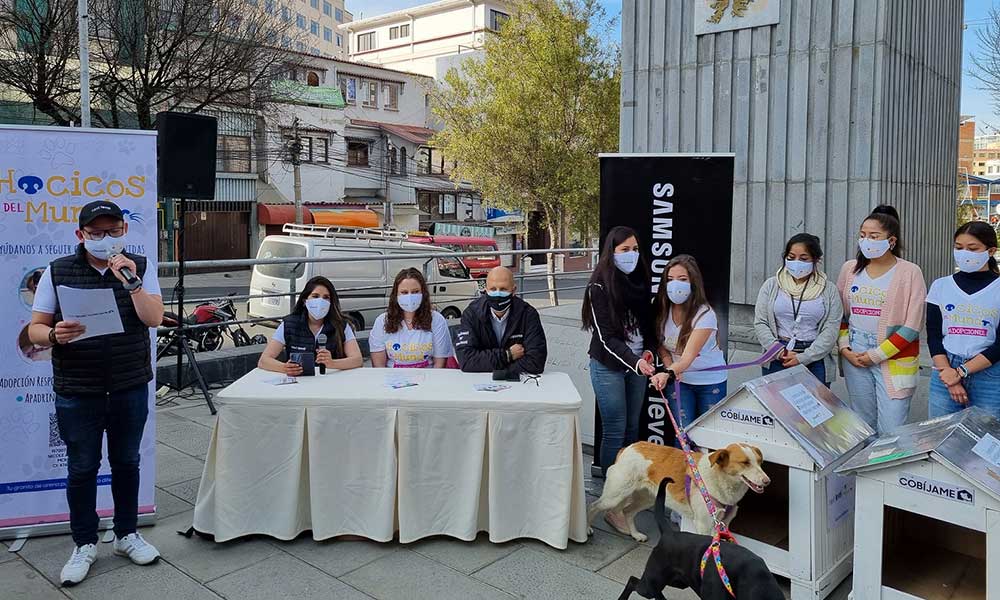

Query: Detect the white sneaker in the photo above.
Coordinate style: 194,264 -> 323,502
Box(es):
60,544 -> 98,586
112,533 -> 160,565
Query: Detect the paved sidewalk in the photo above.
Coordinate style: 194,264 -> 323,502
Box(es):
3,389 -> 853,600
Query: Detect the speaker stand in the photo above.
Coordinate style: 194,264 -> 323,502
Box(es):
174,196 -> 217,415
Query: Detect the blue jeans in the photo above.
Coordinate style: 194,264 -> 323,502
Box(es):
929,354 -> 1000,419
841,329 -> 911,435
590,359 -> 647,471
667,380 -> 727,431
55,385 -> 149,547
762,359 -> 829,386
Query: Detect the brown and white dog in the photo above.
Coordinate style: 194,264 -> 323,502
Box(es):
588,441 -> 770,541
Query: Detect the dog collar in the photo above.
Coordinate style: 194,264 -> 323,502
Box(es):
685,474 -> 735,521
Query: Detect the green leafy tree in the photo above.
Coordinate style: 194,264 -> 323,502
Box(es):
430,0 -> 619,254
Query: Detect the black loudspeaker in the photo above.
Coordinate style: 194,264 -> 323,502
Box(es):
156,111 -> 218,199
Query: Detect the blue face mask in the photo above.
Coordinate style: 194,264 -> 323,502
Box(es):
614,251 -> 639,274
486,290 -> 512,311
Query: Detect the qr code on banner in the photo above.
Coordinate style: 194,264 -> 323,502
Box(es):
49,413 -> 65,449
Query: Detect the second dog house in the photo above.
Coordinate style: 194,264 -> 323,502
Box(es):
838,407 -> 1000,600
684,365 -> 874,600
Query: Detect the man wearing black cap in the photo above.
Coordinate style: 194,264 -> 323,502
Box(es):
28,200 -> 164,586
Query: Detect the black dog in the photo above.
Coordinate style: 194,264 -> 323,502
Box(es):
617,477 -> 784,600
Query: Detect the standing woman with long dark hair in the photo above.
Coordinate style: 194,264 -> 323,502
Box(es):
836,206 -> 925,434
753,233 -> 843,386
927,222 -> 1000,418
259,276 -> 363,374
649,255 -> 727,425
582,226 -> 657,522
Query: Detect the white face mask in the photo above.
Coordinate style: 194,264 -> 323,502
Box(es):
858,237 -> 891,259
397,292 -> 423,313
614,251 -> 639,274
305,297 -> 330,320
954,249 -> 992,273
784,259 -> 814,280
666,280 -> 692,304
83,237 -> 118,260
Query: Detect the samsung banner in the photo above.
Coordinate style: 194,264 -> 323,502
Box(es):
0,126 -> 158,537
596,153 -> 735,454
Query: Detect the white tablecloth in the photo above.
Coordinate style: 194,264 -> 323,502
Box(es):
192,368 -> 589,549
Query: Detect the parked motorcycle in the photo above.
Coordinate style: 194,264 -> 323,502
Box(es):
157,294 -> 267,358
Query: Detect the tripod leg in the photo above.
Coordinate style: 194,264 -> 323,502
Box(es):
182,339 -> 217,415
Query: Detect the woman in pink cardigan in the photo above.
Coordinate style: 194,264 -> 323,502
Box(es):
836,206 -> 926,434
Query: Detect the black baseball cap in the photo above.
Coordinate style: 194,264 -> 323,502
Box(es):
78,201 -> 124,228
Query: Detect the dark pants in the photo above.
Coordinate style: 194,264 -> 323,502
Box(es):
55,385 -> 149,547
762,359 -> 829,386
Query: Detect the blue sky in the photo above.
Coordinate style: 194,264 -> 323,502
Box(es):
350,0 -> 993,127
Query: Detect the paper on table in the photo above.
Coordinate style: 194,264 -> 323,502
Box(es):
55,285 -> 124,342
779,383 -> 834,428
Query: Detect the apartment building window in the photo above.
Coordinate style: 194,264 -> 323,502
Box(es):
335,7 -> 343,21
389,24 -> 410,39
382,82 -> 399,110
217,135 -> 252,173
347,140 -> 370,166
246,0 -> 257,6
389,147 -> 398,175
264,0 -> 274,13
296,13 -> 306,28
281,6 -> 290,21
338,75 -> 356,104
489,9 -> 509,31
309,0 -> 318,8
400,147 -> 407,176
307,71 -> 320,86
296,41 -> 306,52
322,1 -> 331,15
281,35 -> 291,48
310,20 -> 318,35
323,27 -> 332,42
283,132 -> 329,164
336,33 -> 343,46
362,80 -> 378,108
357,31 -> 375,52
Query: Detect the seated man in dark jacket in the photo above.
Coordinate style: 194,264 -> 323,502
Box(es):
456,266 -> 547,377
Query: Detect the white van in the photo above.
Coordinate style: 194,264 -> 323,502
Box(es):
249,224 -> 481,331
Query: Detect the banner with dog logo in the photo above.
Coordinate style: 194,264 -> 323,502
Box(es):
0,125 -> 158,535
596,154 -> 734,457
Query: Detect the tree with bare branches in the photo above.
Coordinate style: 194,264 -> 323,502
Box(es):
0,0 -> 306,128
0,0 -> 80,125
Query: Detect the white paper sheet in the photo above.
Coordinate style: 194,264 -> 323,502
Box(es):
972,433 -> 1000,468
55,285 -> 124,342
779,383 -> 834,428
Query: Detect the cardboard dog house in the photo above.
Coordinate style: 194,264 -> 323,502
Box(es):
683,365 -> 875,600
838,407 -> 1000,600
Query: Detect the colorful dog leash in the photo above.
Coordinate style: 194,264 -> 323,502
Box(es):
655,341 -> 785,597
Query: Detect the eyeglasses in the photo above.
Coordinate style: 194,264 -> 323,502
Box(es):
522,374 -> 541,386
82,227 -> 125,241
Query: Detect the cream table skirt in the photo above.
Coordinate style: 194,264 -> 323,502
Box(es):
192,368 -> 589,549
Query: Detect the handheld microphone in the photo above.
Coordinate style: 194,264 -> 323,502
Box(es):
109,243 -> 141,291
316,333 -> 328,375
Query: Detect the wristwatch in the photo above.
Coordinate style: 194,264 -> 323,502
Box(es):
48,328 -> 58,346
957,364 -> 970,379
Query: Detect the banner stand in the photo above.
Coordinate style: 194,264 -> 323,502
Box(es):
594,153 -> 735,470
0,125 -> 159,543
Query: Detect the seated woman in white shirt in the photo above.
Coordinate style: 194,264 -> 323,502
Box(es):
259,276 -> 363,375
369,268 -> 454,368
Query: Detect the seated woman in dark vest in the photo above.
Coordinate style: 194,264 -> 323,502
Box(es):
259,276 -> 362,375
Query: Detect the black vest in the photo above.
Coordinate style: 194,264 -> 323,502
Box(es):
50,245 -> 153,396
281,312 -> 345,359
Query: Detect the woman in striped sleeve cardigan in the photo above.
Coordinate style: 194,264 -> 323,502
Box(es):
836,206 -> 926,434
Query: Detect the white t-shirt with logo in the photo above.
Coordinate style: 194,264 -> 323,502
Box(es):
32,264 -> 162,314
927,276 -> 1000,359
369,311 -> 454,368
661,306 -> 727,385
848,266 -> 895,333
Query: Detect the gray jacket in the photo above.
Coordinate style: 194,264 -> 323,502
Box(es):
753,276 -> 843,381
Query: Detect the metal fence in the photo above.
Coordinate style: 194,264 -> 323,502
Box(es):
155,247 -> 598,335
